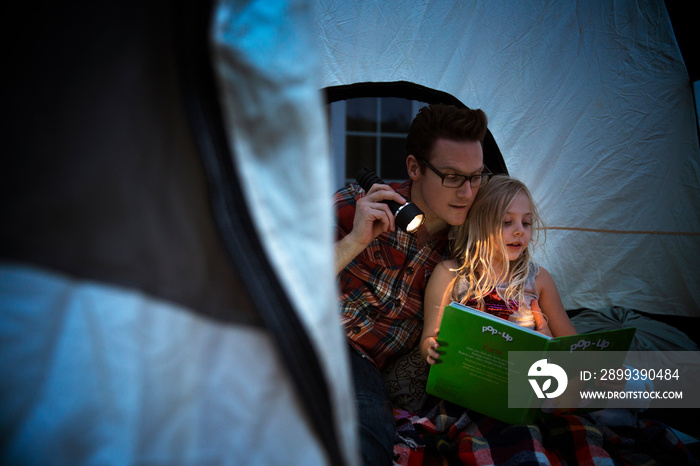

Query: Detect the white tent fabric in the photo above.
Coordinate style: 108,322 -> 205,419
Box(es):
0,264 -> 331,465
211,0 -> 359,463
315,0 -> 700,316
0,0 -> 359,464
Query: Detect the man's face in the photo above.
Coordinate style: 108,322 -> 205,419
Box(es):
409,138 -> 485,233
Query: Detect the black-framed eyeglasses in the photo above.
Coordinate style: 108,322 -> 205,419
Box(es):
419,157 -> 493,188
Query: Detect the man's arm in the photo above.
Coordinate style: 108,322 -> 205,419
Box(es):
335,234 -> 371,274
334,183 -> 407,274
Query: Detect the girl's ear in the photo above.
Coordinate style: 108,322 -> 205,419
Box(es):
406,155 -> 421,181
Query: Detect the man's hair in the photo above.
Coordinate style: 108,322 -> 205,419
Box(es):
406,103 -> 488,162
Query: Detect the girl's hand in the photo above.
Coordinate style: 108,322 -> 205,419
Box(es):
532,299 -> 553,337
426,328 -> 440,365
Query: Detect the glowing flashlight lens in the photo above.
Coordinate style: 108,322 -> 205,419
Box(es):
355,166 -> 426,234
393,199 -> 425,234
406,214 -> 425,233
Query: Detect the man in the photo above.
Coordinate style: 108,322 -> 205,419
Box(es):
334,103 -> 491,465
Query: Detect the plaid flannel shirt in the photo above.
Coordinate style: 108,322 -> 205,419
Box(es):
334,180 -> 449,370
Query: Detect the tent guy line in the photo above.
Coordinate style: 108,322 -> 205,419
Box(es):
543,227 -> 700,236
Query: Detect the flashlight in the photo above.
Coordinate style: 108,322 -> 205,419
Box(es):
355,167 -> 425,234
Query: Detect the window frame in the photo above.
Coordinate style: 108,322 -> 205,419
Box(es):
329,98 -> 425,189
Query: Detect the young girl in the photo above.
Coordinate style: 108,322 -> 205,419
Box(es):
421,175 -> 577,364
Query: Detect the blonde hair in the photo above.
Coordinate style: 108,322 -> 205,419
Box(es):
449,175 -> 544,327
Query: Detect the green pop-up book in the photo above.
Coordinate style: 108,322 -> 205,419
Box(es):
425,301 -> 636,424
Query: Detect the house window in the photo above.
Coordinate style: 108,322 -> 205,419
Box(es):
329,97 -> 427,189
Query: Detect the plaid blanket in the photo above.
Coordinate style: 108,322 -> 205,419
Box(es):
393,401 -> 696,465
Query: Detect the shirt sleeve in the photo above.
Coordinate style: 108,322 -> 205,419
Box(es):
333,184 -> 362,242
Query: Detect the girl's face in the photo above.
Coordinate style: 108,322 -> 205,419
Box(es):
501,191 -> 533,262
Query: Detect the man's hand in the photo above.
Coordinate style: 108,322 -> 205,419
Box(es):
352,183 -> 407,245
335,184 -> 407,273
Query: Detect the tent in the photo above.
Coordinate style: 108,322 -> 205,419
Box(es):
317,0 -> 700,318
1,0 -> 698,464
1,0 -> 357,464
318,0 -> 700,316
